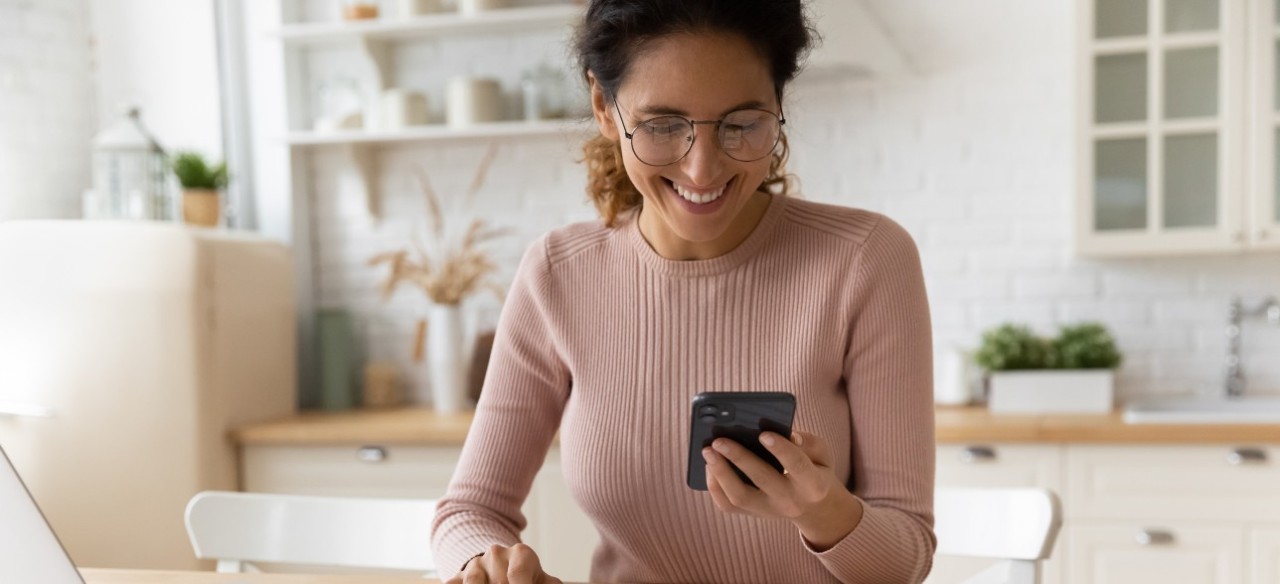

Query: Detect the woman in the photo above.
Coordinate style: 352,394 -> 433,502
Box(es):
431,1 -> 936,582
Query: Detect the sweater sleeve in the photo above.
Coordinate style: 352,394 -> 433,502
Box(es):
804,214 -> 937,583
430,236 -> 572,576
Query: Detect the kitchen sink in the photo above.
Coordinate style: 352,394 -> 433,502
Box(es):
1123,396 -> 1280,424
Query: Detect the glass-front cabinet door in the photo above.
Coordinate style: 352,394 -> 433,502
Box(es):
1250,0 -> 1280,249
1077,0 -> 1247,256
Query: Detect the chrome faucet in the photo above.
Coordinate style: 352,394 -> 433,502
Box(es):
1225,296 -> 1280,398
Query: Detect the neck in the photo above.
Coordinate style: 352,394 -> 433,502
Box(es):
638,191 -> 771,261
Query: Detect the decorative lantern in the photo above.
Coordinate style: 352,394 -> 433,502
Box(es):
89,105 -> 171,220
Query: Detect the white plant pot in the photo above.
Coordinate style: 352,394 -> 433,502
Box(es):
987,370 -> 1115,414
423,303 -> 471,414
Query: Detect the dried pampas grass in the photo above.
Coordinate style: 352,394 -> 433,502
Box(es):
369,145 -> 510,307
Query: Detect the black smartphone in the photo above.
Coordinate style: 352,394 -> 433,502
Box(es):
686,391 -> 796,491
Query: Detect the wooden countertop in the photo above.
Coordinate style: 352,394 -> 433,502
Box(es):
233,406 -> 1280,447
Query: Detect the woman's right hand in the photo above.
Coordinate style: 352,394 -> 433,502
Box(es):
444,543 -> 564,584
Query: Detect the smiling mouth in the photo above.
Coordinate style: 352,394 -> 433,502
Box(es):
665,178 -> 728,205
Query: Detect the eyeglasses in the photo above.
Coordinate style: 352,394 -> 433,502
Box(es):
613,100 -> 785,166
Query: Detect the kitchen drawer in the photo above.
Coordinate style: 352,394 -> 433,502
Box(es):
1066,522 -> 1243,584
241,445 -> 461,498
1067,445 -> 1280,522
936,444 -> 1065,489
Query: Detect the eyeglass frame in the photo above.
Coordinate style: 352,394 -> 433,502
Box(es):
611,99 -> 786,166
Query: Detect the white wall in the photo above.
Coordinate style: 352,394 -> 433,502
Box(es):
0,0 -> 94,221
88,0 -> 223,156
303,0 -> 1280,401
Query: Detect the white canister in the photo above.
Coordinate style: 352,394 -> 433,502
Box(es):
398,0 -> 441,17
458,0 -> 506,16
934,346 -> 977,406
446,76 -> 504,127
378,89 -> 429,129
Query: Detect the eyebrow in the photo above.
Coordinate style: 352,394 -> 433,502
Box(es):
635,100 -> 770,119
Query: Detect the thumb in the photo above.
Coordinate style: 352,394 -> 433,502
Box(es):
791,430 -> 833,468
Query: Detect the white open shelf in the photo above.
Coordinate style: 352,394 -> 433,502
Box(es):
269,4 -> 583,45
287,118 -> 591,223
286,119 -> 588,146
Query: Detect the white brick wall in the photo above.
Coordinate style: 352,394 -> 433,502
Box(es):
309,0 -> 1280,400
0,0 -> 92,221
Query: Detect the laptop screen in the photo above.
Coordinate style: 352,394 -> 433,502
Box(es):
0,446 -> 86,583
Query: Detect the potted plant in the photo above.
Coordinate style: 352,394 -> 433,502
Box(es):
976,322 -> 1123,414
170,152 -> 227,228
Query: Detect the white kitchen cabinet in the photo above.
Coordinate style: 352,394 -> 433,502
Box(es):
241,444 -> 461,498
1247,0 -> 1280,250
1067,522 -> 1243,584
936,444 -> 1065,489
1066,445 -> 1280,523
239,443 -> 597,581
929,444 -> 1065,584
1251,527 -> 1280,583
1074,0 -> 1278,257
932,443 -> 1280,584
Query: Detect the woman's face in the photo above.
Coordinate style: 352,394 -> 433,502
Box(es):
591,31 -> 779,257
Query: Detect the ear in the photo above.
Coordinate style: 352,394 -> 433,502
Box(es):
588,73 -> 621,142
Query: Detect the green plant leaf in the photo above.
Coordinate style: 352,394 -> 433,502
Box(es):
170,151 -> 229,190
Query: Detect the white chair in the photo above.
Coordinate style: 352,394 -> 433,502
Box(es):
184,491 -> 437,575
934,487 -> 1063,584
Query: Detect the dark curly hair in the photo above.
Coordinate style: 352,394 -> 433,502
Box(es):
572,0 -> 816,225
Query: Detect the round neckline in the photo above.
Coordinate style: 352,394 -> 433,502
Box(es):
625,193 -> 789,278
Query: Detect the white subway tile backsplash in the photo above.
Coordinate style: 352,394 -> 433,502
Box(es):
969,249 -> 1063,273
1013,273 -> 1099,300
1056,300 -> 1151,324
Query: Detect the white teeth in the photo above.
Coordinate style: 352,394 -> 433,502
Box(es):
672,182 -> 725,205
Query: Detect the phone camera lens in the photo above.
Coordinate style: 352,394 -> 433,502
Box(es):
699,405 -> 718,416
699,414 -> 718,424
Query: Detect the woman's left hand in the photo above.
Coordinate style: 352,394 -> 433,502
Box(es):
703,430 -> 864,550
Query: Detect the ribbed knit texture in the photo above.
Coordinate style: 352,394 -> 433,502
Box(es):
431,194 -> 937,584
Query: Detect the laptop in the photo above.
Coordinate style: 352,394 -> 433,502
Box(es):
0,444 -> 87,583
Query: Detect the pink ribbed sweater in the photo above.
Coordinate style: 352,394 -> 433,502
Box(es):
430,194 -> 936,584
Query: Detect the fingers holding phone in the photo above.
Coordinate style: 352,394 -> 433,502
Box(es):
443,543 -> 563,584
703,428 -> 863,550
703,430 -> 832,518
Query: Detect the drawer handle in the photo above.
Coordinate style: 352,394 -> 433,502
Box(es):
1135,529 -> 1175,546
1227,448 -> 1267,466
357,446 -> 388,463
959,446 -> 997,463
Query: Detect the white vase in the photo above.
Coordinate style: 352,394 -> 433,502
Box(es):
425,303 -> 470,414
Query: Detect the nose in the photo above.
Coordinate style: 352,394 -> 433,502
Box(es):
679,124 -> 726,187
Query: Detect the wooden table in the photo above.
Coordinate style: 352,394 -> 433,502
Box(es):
81,568 -> 592,584
80,570 -> 441,583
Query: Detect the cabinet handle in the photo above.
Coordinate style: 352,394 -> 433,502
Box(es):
357,446 -> 388,463
1226,447 -> 1267,466
1135,529 -> 1175,546
959,446 -> 997,463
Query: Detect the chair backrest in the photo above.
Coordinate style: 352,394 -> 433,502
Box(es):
934,487 -> 1062,584
184,491 -> 436,574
